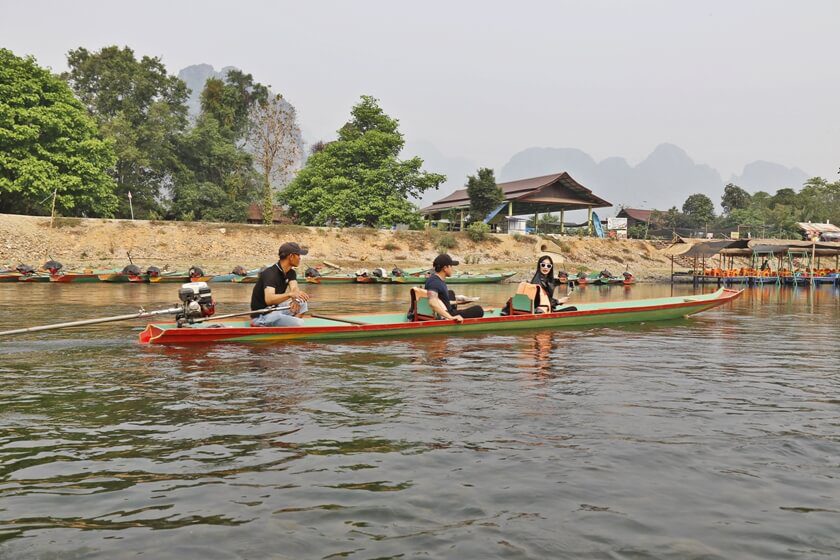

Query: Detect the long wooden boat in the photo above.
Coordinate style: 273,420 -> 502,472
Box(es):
148,273 -> 212,284
17,273 -> 51,283
0,273 -> 22,282
393,272 -> 516,284
139,287 -> 741,345
49,269 -> 119,283
98,272 -> 141,283
231,274 -> 258,283
305,273 -> 359,284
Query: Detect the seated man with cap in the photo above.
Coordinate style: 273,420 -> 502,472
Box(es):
424,253 -> 484,322
250,242 -> 311,327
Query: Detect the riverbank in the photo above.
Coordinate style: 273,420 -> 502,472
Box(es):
0,214 -> 677,281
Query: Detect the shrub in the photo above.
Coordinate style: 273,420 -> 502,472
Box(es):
381,242 -> 399,251
436,234 -> 458,252
466,222 -> 490,242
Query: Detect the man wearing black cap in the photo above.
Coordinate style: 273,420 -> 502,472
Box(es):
250,242 -> 311,327
424,253 -> 484,322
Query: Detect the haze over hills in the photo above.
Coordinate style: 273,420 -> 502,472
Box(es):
411,142 -> 812,217
729,161 -> 809,192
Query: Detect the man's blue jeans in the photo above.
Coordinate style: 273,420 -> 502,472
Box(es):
251,300 -> 308,327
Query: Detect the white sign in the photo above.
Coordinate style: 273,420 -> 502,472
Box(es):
607,217 -> 627,230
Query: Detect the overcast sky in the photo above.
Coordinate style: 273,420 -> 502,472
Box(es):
3,0 -> 838,180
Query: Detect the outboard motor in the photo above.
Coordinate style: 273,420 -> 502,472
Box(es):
372,267 -> 386,278
176,281 -> 215,327
305,267 -> 321,278
145,266 -> 161,278
599,269 -> 612,279
391,267 -> 404,277
188,266 -> 205,279
557,270 -> 569,282
16,264 -> 35,275
355,268 -> 369,277
122,264 -> 141,276
232,265 -> 247,276
43,260 -> 63,274
623,271 -> 633,280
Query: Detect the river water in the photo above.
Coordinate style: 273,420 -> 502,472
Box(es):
0,282 -> 838,559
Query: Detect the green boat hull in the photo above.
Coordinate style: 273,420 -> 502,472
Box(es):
140,288 -> 741,345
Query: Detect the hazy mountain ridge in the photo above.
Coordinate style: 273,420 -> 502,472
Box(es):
497,144 -> 810,213
730,161 -> 809,192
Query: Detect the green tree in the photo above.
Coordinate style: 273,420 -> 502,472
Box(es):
466,167 -> 503,222
721,183 -> 751,214
0,48 -> 117,216
682,193 -> 715,228
168,114 -> 258,222
200,70 -> 268,141
280,95 -> 445,227
798,177 -> 840,224
64,46 -> 189,218
770,187 -> 797,208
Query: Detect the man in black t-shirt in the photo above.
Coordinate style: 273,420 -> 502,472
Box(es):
250,242 -> 311,327
423,254 -> 484,322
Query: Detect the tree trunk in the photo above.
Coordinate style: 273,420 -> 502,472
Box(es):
262,177 -> 273,225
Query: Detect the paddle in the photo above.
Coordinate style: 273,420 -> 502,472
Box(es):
0,303 -> 293,337
0,306 -> 183,336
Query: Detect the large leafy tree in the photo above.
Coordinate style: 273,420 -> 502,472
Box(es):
0,48 -> 117,216
770,187 -> 797,208
721,183 -> 751,214
64,46 -> 189,218
200,70 -> 268,141
466,167 -> 504,222
168,114 -> 258,222
681,193 -> 715,228
280,96 -> 445,227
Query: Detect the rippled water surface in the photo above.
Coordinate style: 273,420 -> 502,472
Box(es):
0,283 -> 838,559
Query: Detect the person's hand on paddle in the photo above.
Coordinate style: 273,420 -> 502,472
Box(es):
451,314 -> 464,324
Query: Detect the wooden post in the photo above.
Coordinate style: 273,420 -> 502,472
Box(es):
459,209 -> 464,232
587,207 -> 593,236
534,211 -> 539,234
560,209 -> 565,235
49,189 -> 57,228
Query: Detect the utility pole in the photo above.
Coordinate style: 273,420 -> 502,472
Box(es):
127,191 -> 134,220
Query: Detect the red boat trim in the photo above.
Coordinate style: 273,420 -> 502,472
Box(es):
139,289 -> 742,344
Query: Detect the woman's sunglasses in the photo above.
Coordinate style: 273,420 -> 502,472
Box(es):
539,262 -> 552,270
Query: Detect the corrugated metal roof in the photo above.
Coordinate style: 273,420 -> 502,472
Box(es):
798,222 -> 840,235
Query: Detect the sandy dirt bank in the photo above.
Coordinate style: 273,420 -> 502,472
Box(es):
0,214 -> 679,281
